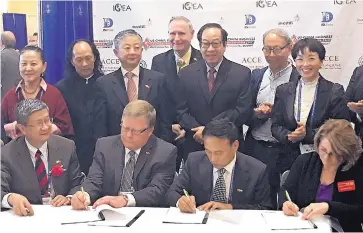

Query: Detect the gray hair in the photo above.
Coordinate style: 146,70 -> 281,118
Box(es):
113,29 -> 143,49
122,100 -> 156,128
263,28 -> 291,45
15,99 -> 49,125
1,31 -> 16,48
314,119 -> 362,171
169,16 -> 194,31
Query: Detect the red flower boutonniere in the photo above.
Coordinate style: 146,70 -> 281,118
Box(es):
51,160 -> 66,177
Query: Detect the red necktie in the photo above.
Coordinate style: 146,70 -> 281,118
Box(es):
126,72 -> 138,102
208,68 -> 216,92
35,150 -> 48,195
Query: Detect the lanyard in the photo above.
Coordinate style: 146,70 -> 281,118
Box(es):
210,165 -> 235,203
296,80 -> 318,127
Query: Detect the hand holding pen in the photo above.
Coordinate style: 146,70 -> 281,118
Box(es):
282,190 -> 299,216
178,189 -> 196,213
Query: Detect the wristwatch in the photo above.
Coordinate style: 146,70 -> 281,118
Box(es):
119,193 -> 129,205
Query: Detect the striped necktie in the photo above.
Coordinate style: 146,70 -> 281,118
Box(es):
34,150 -> 48,195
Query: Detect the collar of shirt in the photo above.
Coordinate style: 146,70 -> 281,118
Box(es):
121,65 -> 140,78
85,73 -> 94,80
206,58 -> 224,75
25,138 -> 48,164
125,147 -> 142,163
213,153 -> 236,175
301,76 -> 319,87
174,46 -> 192,66
15,78 -> 47,93
267,61 -> 292,80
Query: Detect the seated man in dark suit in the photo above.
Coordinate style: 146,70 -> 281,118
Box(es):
166,118 -> 272,213
97,29 -> 172,142
71,100 -> 177,209
1,99 -> 84,216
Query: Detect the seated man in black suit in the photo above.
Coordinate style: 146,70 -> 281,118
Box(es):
96,29 -> 172,142
166,118 -> 272,213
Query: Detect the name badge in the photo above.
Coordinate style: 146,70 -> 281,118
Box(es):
337,180 -> 356,192
299,143 -> 315,154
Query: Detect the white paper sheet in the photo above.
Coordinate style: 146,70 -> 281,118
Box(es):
262,211 -> 317,230
162,207 -> 207,224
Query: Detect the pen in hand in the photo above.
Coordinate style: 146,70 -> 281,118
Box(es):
183,189 -> 196,213
81,187 -> 88,210
285,190 -> 299,216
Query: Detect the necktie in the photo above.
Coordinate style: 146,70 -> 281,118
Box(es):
208,68 -> 216,92
212,168 -> 227,203
120,151 -> 136,192
34,150 -> 48,195
126,72 -> 137,102
176,58 -> 185,74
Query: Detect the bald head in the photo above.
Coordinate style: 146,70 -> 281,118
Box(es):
1,31 -> 16,48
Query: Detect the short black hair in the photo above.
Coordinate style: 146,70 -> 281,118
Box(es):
202,118 -> 238,145
291,38 -> 326,61
33,32 -> 38,36
197,23 -> 228,46
20,45 -> 45,64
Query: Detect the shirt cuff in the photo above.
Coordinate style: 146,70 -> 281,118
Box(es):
357,113 -> 362,122
2,193 -> 13,208
125,194 -> 136,207
176,200 -> 179,208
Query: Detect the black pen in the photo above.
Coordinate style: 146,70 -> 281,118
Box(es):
126,209 -> 145,227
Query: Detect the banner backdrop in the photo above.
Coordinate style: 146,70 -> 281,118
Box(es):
92,0 -> 363,88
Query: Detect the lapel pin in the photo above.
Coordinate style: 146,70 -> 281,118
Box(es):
145,84 -> 150,88
146,151 -> 150,155
237,189 -> 243,192
193,58 -> 198,61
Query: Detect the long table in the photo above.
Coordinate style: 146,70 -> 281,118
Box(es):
0,205 -> 334,233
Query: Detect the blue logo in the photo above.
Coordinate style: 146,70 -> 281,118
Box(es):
321,12 -> 333,23
245,14 -> 256,25
103,18 -> 113,28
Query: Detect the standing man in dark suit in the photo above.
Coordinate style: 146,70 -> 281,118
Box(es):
97,29 -> 171,142
346,65 -> 363,142
71,100 -> 177,209
166,119 -> 272,212
176,23 -> 252,156
243,28 -> 298,207
1,31 -> 21,99
1,99 -> 84,216
151,16 -> 202,171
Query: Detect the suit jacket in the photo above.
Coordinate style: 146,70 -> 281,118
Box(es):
1,48 -> 21,99
151,47 -> 202,122
278,153 -> 363,232
346,66 -> 363,138
246,66 -> 299,133
78,135 -> 177,207
1,135 -> 84,204
96,67 -> 172,142
166,151 -> 272,209
176,58 -> 252,130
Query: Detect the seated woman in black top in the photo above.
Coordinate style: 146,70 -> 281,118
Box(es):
279,119 -> 363,232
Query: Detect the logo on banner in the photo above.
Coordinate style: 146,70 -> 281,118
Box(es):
227,37 -> 255,48
357,17 -> 363,24
94,40 -> 114,48
103,18 -> 113,32
132,25 -> 146,29
140,60 -> 147,68
241,57 -> 265,69
113,4 -> 131,12
245,15 -> 256,28
256,0 -> 278,8
143,38 -> 170,50
278,14 -> 300,27
323,55 -> 341,70
295,35 -> 333,46
358,56 -> 363,66
183,2 -> 203,10
321,12 -> 333,26
334,0 -> 356,5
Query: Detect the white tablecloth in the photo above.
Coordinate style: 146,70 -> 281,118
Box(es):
0,205 -> 333,233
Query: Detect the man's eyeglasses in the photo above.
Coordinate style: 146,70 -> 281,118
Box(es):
262,43 -> 290,55
120,124 -> 149,135
27,118 -> 53,128
200,41 -> 223,49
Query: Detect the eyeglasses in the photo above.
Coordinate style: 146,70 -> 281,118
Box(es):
294,57 -> 319,65
120,124 -> 149,135
27,118 -> 53,128
262,43 -> 290,54
200,41 -> 223,49
319,147 -> 334,157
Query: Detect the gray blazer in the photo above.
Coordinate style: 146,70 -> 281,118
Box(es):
166,151 -> 273,210
1,135 -> 84,204
1,48 -> 21,99
79,135 -> 177,206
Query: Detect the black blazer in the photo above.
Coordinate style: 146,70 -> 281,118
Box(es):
271,75 -> 350,145
346,66 -> 363,138
166,151 -> 273,210
151,47 -> 202,122
246,66 -> 299,132
279,153 -> 363,232
96,67 -> 172,142
176,58 -> 252,130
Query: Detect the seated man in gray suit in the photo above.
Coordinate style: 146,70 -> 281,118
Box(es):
1,99 -> 84,216
166,118 -> 272,213
71,100 -> 177,209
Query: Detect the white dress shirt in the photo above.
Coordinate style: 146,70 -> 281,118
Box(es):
121,65 -> 140,94
1,139 -> 48,208
206,59 -> 223,79
294,78 -> 318,123
212,154 -> 236,202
